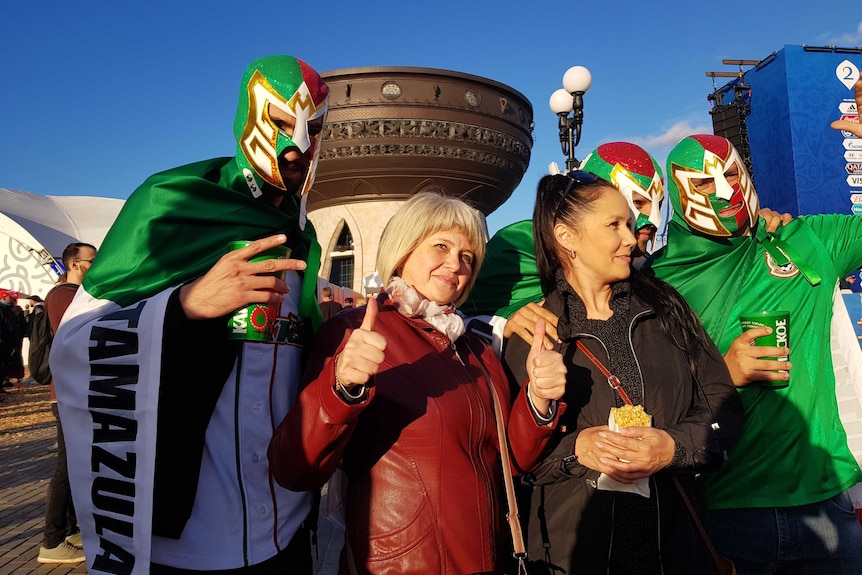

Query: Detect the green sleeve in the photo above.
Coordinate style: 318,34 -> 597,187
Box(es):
800,214 -> 862,277
462,219 -> 543,318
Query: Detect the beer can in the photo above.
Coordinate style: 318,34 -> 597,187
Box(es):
739,310 -> 790,388
227,241 -> 290,342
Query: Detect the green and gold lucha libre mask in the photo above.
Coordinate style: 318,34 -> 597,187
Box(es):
667,134 -> 759,237
233,55 -> 329,199
580,141 -> 664,232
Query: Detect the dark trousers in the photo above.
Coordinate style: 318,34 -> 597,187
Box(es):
42,402 -> 77,548
150,523 -> 312,575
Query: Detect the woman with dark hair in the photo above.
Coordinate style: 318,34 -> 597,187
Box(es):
504,172 -> 744,574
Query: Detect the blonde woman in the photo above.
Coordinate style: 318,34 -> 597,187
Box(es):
269,191 -> 567,574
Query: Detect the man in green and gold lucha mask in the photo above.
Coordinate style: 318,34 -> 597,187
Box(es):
580,141 -> 665,262
51,55 -> 330,575
234,56 -> 328,212
665,134 -> 759,237
649,131 -> 862,574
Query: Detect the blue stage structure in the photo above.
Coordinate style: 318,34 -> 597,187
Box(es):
711,45 -> 862,217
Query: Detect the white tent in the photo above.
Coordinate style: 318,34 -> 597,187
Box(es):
0,187 -> 124,298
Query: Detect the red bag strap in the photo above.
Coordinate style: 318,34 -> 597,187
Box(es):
575,340 -> 634,406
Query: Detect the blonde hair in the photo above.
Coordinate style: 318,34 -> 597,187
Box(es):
377,191 -> 488,306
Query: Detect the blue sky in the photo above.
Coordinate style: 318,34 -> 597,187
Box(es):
2,1 -> 861,235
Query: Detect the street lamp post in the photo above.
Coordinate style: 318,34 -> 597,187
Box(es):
549,66 -> 592,173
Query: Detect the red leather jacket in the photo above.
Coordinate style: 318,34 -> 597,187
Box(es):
269,295 -> 561,574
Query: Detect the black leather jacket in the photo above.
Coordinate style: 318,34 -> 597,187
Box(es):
504,284 -> 744,574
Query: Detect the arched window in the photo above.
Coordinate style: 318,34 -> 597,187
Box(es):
329,224 -> 354,288
334,226 -> 353,252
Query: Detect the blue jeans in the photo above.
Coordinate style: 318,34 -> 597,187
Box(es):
705,491 -> 862,575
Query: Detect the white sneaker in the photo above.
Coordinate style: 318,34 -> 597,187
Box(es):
37,541 -> 85,564
65,532 -> 83,549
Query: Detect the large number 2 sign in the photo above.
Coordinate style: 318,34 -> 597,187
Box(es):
838,60 -> 861,90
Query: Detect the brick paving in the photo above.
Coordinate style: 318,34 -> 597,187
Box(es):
0,384 -> 342,575
0,383 -> 85,575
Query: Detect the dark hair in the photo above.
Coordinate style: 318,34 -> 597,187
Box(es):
534,174 -> 714,372
533,173 -> 615,294
61,242 -> 96,269
631,269 -> 716,374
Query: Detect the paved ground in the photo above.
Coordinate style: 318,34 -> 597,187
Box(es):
0,383 -> 342,575
0,382 -> 83,575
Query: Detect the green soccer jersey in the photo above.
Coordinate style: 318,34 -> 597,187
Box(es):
650,214 -> 862,509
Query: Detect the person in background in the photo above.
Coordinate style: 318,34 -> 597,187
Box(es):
25,295 -> 52,387
648,130 -> 862,574
50,55 -> 329,575
580,142 -> 665,268
343,296 -> 354,309
37,242 -> 96,564
0,289 -> 26,390
10,294 -> 26,378
503,171 -> 743,573
840,270 -> 862,293
0,290 -> 15,397
319,285 -> 343,321
269,191 -> 567,574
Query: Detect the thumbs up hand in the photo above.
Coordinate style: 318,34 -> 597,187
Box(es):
335,297 -> 387,389
526,319 -> 567,416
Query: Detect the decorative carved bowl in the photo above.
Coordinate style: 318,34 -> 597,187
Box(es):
309,67 -> 534,215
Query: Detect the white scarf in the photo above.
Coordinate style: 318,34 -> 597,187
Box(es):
385,277 -> 466,342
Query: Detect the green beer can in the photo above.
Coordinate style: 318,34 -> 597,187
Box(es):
739,310 -> 790,389
226,241 -> 290,342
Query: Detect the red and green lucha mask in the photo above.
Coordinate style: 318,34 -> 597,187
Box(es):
233,55 -> 329,198
667,134 -> 759,237
580,142 -> 664,232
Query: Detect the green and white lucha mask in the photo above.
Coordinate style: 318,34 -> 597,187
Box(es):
233,55 -> 329,198
580,142 -> 664,232
667,134 -> 759,237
